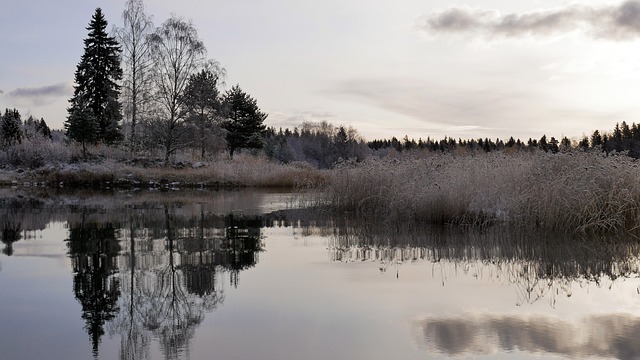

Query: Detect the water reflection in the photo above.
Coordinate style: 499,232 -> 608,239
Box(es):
100,207 -> 264,360
415,313 -> 640,359
328,222 -> 640,306
2,220 -> 22,256
5,190 -> 640,359
66,214 -> 121,357
0,191 -> 280,359
1,196 -> 49,256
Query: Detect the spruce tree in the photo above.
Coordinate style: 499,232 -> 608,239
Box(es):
37,118 -> 52,139
183,68 -> 222,159
66,99 -> 98,158
221,85 -> 267,158
1,108 -> 23,147
66,8 -> 123,146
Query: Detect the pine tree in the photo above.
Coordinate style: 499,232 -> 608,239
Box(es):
66,100 -> 98,158
1,108 -> 23,147
183,68 -> 222,159
67,8 -> 123,146
37,118 -> 52,139
221,85 -> 267,158
591,130 -> 602,148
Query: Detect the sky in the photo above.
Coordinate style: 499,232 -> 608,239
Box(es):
2,0 -> 640,142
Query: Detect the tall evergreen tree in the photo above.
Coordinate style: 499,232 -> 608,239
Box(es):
183,67 -> 224,159
37,118 -> 52,139
1,108 -> 23,147
591,130 -> 602,148
221,85 -> 267,158
66,8 -> 123,146
66,99 -> 98,158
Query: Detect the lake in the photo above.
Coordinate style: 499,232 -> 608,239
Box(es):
1,189 -> 640,360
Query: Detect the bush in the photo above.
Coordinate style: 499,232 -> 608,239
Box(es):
1,135 -> 71,169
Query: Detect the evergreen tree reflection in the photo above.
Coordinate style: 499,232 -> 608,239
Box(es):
66,211 -> 121,358
1,221 -> 22,256
220,213 -> 263,288
178,208 -> 224,306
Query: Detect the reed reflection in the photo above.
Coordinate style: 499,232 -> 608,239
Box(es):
328,220 -> 640,306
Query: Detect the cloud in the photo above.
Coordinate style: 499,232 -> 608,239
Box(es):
333,78 -> 540,137
330,77 -> 633,140
414,313 -> 640,358
420,0 -> 640,40
266,109 -> 336,129
6,82 -> 72,106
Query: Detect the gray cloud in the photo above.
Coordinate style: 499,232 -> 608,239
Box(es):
421,1 -> 640,40
415,313 -> 640,358
330,77 -> 631,140
333,78 -> 541,138
267,109 -> 336,130
7,82 -> 72,106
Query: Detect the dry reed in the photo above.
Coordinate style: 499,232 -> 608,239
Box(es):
321,151 -> 640,234
34,153 -> 329,189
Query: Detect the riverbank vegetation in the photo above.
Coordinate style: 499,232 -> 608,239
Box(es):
321,151 -> 640,235
3,107 -> 640,235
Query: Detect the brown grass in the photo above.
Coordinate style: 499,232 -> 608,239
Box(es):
32,153 -> 329,189
321,151 -> 640,235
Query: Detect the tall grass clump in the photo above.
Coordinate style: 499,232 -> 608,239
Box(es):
38,153 -> 329,189
322,151 -> 640,234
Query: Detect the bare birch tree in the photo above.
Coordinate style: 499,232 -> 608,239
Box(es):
148,16 -> 206,165
116,0 -> 154,153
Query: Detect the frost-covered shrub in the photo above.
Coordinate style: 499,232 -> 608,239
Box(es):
1,135 -> 71,169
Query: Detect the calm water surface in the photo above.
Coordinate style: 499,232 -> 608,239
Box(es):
1,189 -> 640,360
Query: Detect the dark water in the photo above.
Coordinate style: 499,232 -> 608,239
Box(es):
1,189 -> 640,360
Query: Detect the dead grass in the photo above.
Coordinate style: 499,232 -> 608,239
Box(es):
321,151 -> 640,235
33,153 -> 329,189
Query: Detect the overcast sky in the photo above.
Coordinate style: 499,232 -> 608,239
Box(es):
2,0 -> 640,141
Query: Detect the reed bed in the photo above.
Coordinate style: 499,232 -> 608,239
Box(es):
34,154 -> 329,189
321,151 -> 640,235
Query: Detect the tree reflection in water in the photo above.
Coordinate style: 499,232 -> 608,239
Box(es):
66,211 -> 121,358
62,202 -> 264,360
2,220 -> 22,256
1,196 -> 50,256
327,219 -> 640,307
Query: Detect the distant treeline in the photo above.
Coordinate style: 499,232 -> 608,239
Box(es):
368,121 -> 640,158
262,122 -> 369,168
